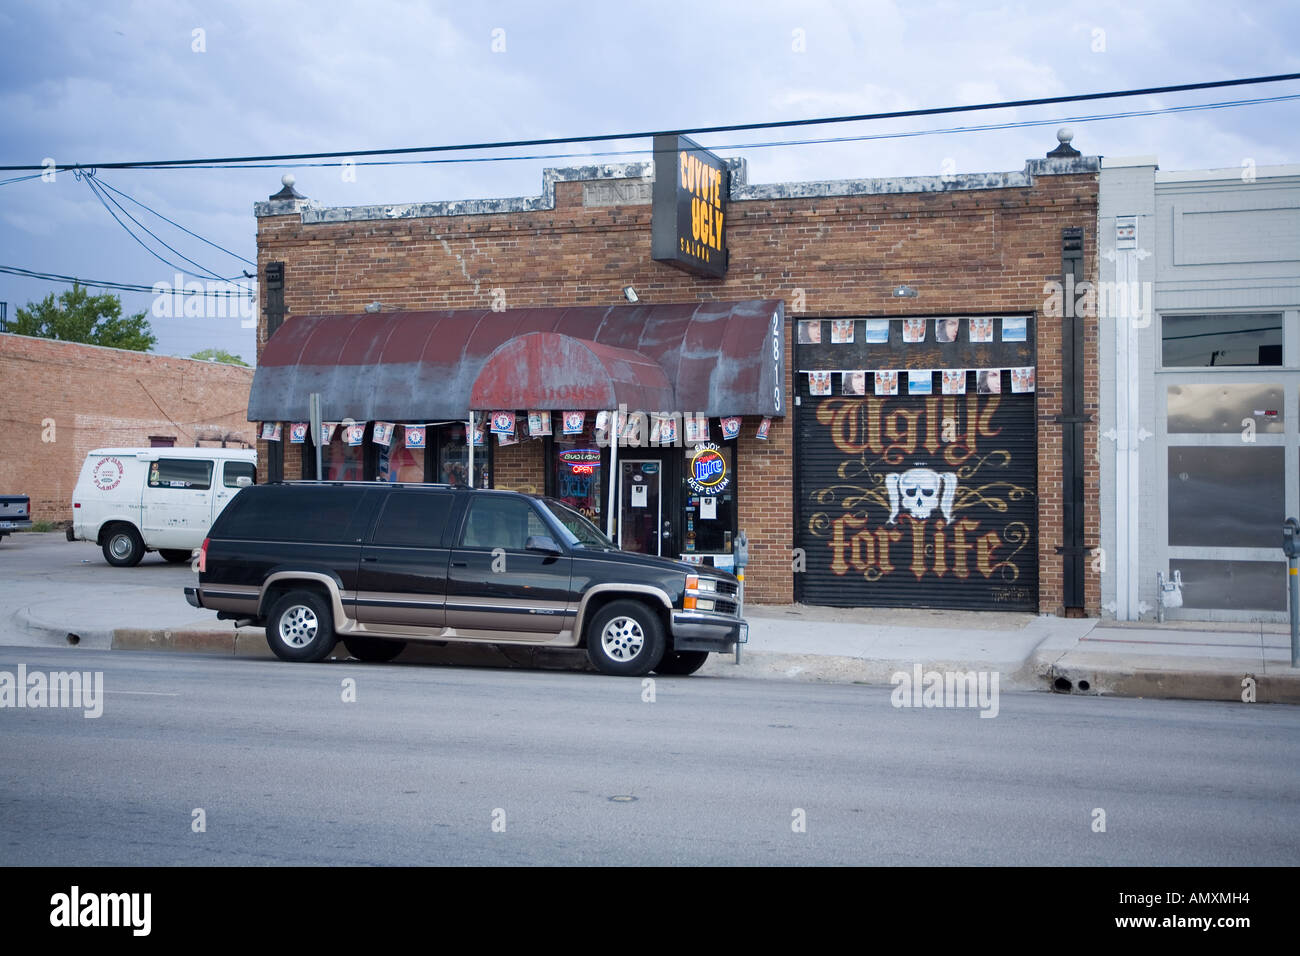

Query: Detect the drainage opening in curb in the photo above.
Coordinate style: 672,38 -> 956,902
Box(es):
1053,677 -> 1073,693
66,633 -> 80,646
1077,679 -> 1091,692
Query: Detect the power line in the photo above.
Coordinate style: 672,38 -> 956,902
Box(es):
91,175 -> 257,267
3,72 -> 1297,172
0,265 -> 256,298
80,173 -> 240,282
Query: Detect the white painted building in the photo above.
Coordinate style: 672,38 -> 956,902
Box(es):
1100,158 -> 1300,622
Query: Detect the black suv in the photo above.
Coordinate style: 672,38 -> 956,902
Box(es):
185,482 -> 746,676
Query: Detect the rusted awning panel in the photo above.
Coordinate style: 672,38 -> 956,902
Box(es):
248,300 -> 785,422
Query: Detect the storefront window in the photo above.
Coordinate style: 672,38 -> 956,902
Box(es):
552,417 -> 605,526
1161,313 -> 1283,367
682,442 -> 735,554
438,424 -> 489,488
380,442 -> 425,483
324,428 -> 363,481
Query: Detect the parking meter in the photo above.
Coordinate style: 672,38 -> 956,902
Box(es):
1286,519 -> 1300,667
1284,518 -> 1300,558
734,531 -> 749,570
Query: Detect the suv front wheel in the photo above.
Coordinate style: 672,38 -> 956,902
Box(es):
586,600 -> 665,677
266,590 -> 336,663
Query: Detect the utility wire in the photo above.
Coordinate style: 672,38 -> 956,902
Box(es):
0,265 -> 255,298
2,72 -> 1297,171
90,175 -> 257,267
79,172 -> 245,282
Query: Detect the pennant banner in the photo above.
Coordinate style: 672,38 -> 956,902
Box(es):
864,319 -> 889,344
720,416 -> 742,440
941,370 -> 967,395
658,415 -> 679,445
874,370 -> 899,396
344,423 -> 366,446
969,317 -> 994,343
288,422 -> 308,444
902,318 -> 927,343
562,411 -> 585,435
977,369 -> 1003,394
473,421 -> 486,446
321,422 -> 338,445
490,411 -> 516,436
830,319 -> 854,344
841,371 -> 866,396
404,425 -> 426,449
372,422 -> 394,447
907,370 -> 933,395
808,371 -> 832,396
1011,366 -> 1036,393
260,422 -> 282,442
756,417 -> 772,441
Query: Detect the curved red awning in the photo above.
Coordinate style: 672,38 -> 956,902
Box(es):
469,332 -> 674,411
248,299 -> 785,422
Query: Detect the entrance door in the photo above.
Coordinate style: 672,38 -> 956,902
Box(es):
619,460 -> 662,555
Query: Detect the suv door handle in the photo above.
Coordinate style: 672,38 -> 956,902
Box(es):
451,560 -> 468,568
362,556 -> 378,563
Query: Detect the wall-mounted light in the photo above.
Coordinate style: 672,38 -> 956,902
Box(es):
892,285 -> 919,298
623,286 -> 639,303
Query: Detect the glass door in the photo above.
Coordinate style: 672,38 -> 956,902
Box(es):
619,460 -> 662,555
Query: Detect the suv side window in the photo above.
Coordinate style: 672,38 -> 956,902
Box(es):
371,492 -> 454,547
223,461 -> 256,488
459,497 -> 550,551
148,458 -> 213,490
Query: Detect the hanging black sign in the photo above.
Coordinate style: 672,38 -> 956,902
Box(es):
652,134 -> 728,278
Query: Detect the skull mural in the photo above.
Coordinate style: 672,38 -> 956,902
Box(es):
885,468 -> 958,524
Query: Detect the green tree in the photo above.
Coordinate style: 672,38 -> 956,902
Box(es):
189,347 -> 249,366
13,283 -> 157,351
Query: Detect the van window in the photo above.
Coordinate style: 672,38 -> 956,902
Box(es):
224,461 -> 257,488
148,458 -> 213,490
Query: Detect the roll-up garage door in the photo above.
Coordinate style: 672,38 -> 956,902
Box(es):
794,316 -> 1038,610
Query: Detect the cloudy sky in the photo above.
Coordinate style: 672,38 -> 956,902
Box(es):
2,0 -> 1298,365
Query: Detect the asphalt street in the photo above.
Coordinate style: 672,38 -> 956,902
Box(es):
2,646 -> 1298,865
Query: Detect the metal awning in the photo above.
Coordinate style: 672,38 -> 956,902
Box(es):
248,300 -> 785,422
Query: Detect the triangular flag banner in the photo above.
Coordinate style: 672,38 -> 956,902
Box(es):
372,422 -> 394,447
260,422 -> 282,442
720,416 -> 742,440
562,411 -> 585,434
344,423 -> 366,446
659,415 -> 679,445
756,417 -> 772,441
288,422 -> 308,444
322,422 -> 338,445
404,425 -> 426,449
489,411 -> 515,436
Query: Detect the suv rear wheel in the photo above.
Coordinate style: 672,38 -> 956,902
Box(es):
586,600 -> 665,677
159,549 -> 192,564
102,525 -> 145,567
266,590 -> 336,662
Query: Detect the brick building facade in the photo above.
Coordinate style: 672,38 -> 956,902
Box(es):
252,138 -> 1100,615
0,333 -> 255,521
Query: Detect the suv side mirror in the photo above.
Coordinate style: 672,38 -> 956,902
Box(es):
525,535 -> 562,554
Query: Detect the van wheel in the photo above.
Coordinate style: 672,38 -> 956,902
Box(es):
653,650 -> 709,676
586,600 -> 665,677
102,525 -> 145,567
343,637 -> 406,663
160,549 -> 191,564
266,590 -> 336,662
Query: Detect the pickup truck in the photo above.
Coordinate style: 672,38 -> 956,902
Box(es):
185,481 -> 747,676
0,494 -> 34,542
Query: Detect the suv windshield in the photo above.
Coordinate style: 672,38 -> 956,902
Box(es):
541,498 -> 614,549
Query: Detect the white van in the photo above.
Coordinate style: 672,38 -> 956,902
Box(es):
70,447 -> 257,566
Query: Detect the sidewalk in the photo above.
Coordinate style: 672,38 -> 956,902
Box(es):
8,567 -> 1298,703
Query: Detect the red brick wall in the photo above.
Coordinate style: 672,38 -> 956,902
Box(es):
0,334 -> 255,520
256,169 -> 1098,613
